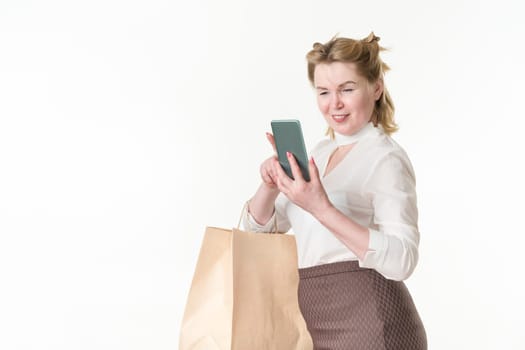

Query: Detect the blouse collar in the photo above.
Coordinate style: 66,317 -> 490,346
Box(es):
334,122 -> 378,147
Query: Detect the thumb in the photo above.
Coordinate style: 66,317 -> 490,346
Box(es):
266,132 -> 277,153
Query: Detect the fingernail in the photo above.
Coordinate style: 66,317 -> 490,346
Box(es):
287,151 -> 291,158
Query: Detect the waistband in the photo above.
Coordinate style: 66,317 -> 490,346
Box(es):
298,260 -> 368,279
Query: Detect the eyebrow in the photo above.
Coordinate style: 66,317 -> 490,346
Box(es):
315,80 -> 357,90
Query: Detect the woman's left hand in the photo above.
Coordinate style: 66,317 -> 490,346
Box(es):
271,152 -> 333,218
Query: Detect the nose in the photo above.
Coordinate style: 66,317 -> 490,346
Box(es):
330,91 -> 344,110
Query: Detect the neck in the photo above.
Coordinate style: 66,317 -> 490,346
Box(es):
334,122 -> 375,146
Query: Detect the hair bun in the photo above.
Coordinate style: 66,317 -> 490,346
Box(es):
312,42 -> 326,55
363,32 -> 380,44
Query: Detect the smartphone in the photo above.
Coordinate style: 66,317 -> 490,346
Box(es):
271,119 -> 310,182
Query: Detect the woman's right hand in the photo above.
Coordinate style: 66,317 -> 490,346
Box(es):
248,132 -> 281,226
259,133 -> 279,190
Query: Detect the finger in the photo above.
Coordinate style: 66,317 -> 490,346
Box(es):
267,157 -> 278,179
287,151 -> 305,182
275,175 -> 289,196
308,156 -> 321,183
261,173 -> 274,185
268,168 -> 279,184
272,158 -> 293,188
265,132 -> 277,153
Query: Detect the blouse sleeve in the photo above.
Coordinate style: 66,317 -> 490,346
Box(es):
242,194 -> 292,233
358,151 -> 420,281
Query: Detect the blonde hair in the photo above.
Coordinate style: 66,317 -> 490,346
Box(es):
306,32 -> 398,136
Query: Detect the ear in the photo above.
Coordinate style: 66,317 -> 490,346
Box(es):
373,79 -> 384,101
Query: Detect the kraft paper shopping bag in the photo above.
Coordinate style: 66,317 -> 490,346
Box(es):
179,226 -> 312,350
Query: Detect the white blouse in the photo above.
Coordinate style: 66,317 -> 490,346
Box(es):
244,123 -> 420,281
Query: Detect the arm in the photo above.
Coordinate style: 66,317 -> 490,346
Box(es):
244,170 -> 292,233
314,203 -> 370,260
243,133 -> 290,232
247,132 -> 280,225
272,153 -> 369,259
358,153 -> 420,281
272,151 -> 419,281
247,181 -> 280,225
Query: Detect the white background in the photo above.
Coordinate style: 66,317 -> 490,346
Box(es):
1,0 -> 524,349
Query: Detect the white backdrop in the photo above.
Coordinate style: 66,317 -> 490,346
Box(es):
1,0 -> 524,349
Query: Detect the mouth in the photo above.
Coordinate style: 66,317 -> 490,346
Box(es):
331,114 -> 349,123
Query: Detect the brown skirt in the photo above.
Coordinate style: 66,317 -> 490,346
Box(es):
298,260 -> 427,350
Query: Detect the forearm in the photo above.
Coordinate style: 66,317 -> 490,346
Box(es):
314,204 -> 370,260
248,182 -> 280,225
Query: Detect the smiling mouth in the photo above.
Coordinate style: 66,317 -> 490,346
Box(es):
332,114 -> 349,122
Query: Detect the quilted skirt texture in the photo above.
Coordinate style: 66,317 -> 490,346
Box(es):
298,260 -> 427,350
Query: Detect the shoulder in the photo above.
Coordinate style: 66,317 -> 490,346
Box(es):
366,128 -> 412,161
365,131 -> 416,181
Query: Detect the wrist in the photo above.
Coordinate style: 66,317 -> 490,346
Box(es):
261,182 -> 280,195
312,199 -> 336,223
248,183 -> 280,226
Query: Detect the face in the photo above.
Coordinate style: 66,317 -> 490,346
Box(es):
314,62 -> 383,136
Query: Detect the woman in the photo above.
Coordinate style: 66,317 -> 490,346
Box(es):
244,33 -> 427,349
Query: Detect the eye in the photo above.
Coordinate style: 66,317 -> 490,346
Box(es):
342,88 -> 354,93
319,91 -> 329,96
